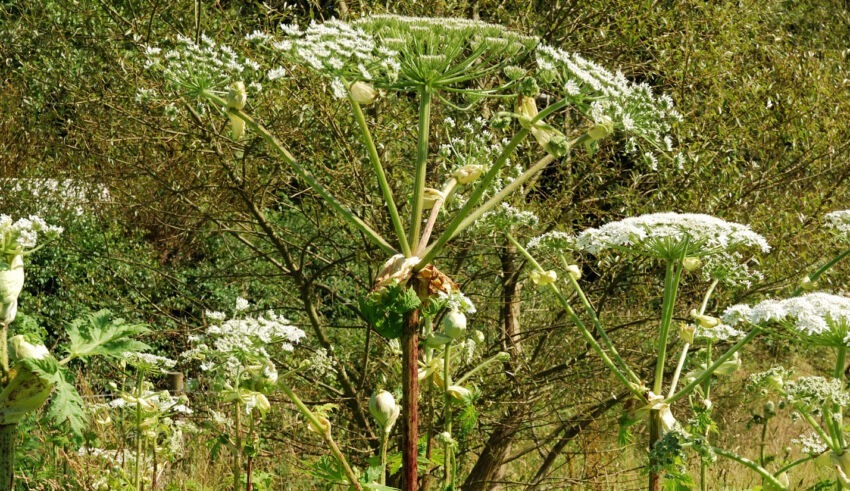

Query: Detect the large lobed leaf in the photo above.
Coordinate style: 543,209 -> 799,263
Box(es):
64,309 -> 150,361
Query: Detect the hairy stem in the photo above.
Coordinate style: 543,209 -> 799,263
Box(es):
409,88 -> 433,249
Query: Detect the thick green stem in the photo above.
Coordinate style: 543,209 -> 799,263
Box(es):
204,91 -> 396,255
349,95 -> 411,256
234,400 -> 242,491
0,424 -> 15,491
653,258 -> 684,395
409,88 -> 433,249
278,382 -> 363,491
713,447 -> 787,489
379,430 -> 389,486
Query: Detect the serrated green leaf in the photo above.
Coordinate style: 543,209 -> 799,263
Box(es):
64,309 -> 150,361
41,366 -> 87,436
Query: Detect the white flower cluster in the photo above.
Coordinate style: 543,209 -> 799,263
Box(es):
144,34 -> 260,96
693,323 -> 745,342
267,18 -> 400,97
476,202 -> 539,232
1,179 -> 111,216
723,292 -> 850,347
527,230 -> 573,253
536,45 -> 683,161
122,351 -> 177,374
562,212 -> 769,285
183,300 -> 305,380
792,432 -> 828,455
0,214 -> 63,258
824,210 -> 850,243
783,376 -> 850,410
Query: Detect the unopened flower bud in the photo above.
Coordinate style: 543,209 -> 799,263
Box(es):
447,385 -> 471,402
529,269 -> 557,286
682,257 -> 702,272
442,310 -> 467,339
495,351 -> 511,362
0,255 -> 24,323
349,81 -> 378,105
566,264 -> 581,281
226,81 -> 247,111
531,126 -> 570,157
226,81 -> 248,140
369,390 -> 400,431
472,330 -> 485,344
764,400 -> 776,417
436,431 -> 456,446
503,65 -> 525,81
587,116 -> 614,141
422,188 -> 445,210
454,165 -> 483,185
678,323 -> 695,344
690,309 -> 720,329
515,96 -> 538,128
10,335 -> 49,360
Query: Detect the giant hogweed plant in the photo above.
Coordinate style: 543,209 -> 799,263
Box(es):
142,15 -> 681,490
0,216 -> 150,490
515,212 -> 776,490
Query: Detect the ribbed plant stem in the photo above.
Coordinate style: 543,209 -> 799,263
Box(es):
0,424 -> 15,491
409,88 -> 432,249
349,96 -> 411,256
135,373 -> 144,491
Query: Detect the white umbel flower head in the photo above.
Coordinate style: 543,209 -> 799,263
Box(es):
825,210 -> 850,243
723,292 -> 850,348
570,212 -> 770,285
0,255 -> 24,323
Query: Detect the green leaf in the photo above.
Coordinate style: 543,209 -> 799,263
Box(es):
23,358 -> 88,437
44,370 -> 87,437
64,309 -> 150,361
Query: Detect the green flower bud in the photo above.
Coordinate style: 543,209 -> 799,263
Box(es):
446,385 -> 471,402
495,351 -> 511,362
454,165 -> 483,185
349,81 -> 378,105
682,257 -> 703,272
766,373 -> 784,392
690,309 -> 720,329
799,275 -> 818,291
472,330 -> 485,343
678,323 -> 696,344
442,310 -> 467,339
763,400 -> 776,417
10,335 -> 49,361
0,255 -> 24,323
531,126 -> 570,158
566,264 -> 581,281
369,390 -> 400,432
587,116 -> 614,141
515,96 -> 538,128
503,65 -> 525,81
529,269 -> 557,286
